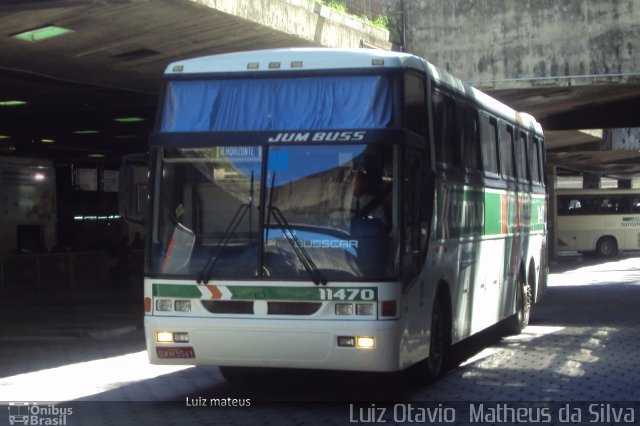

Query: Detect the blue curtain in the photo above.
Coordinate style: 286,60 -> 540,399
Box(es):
161,75 -> 391,132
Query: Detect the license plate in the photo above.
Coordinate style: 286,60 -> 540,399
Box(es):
156,346 -> 196,359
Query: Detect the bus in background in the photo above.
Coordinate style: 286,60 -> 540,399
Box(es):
556,188 -> 640,257
120,48 -> 547,383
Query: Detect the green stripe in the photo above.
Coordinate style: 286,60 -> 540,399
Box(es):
227,286 -> 377,301
152,284 -> 377,302
153,284 -> 203,298
484,192 -> 502,235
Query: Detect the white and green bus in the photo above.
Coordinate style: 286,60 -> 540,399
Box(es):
556,188 -> 640,257
121,48 -> 547,382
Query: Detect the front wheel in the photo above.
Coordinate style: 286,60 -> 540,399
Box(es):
504,277 -> 531,336
408,297 -> 451,384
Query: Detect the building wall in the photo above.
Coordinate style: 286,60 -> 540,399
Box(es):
404,0 -> 640,84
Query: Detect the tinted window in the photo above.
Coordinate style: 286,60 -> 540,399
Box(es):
404,73 -> 427,138
529,137 -> 541,183
514,131 -> 528,181
460,103 -> 480,171
432,90 -> 460,168
498,123 -> 514,178
480,115 -> 499,174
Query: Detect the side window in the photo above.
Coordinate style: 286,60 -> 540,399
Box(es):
404,73 -> 427,138
480,114 -> 499,174
498,123 -> 514,179
537,137 -> 546,185
600,197 -> 623,214
432,90 -> 460,169
529,137 -> 541,183
459,103 -> 480,171
514,131 -> 528,181
630,197 -> 640,213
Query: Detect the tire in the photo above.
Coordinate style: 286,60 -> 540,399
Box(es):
504,276 -> 531,336
408,296 -> 451,384
596,237 -> 618,258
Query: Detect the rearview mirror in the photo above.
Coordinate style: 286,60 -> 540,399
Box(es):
119,153 -> 150,226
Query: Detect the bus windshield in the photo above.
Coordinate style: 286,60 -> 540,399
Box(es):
151,144 -> 397,281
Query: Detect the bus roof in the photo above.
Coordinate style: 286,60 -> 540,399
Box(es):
165,48 -> 543,135
164,48 -> 424,74
556,188 -> 640,195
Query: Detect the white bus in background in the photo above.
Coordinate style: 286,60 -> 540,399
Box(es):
121,48 -> 547,383
556,188 -> 640,257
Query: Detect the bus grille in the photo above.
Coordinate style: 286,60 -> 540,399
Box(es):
201,301 -> 321,315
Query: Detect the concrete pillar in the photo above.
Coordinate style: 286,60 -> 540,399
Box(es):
547,164 -> 558,261
583,173 -> 601,189
618,179 -> 632,189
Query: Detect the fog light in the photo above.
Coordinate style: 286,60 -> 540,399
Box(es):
156,299 -> 172,311
175,300 -> 191,312
356,303 -> 374,315
156,331 -> 173,343
335,303 -> 353,315
173,332 -> 189,343
338,336 -> 355,347
356,336 -> 375,349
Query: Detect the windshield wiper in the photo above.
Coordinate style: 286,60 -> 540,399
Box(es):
197,172 -> 254,284
266,173 -> 327,286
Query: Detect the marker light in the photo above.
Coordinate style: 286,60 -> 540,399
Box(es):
156,332 -> 173,343
291,61 -> 303,68
381,300 -> 397,317
175,300 -> 191,312
335,303 -> 353,315
247,62 -> 259,69
144,297 -> 152,313
156,299 -> 172,311
356,336 -> 376,349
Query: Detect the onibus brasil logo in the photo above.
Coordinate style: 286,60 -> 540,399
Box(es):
8,403 -> 73,425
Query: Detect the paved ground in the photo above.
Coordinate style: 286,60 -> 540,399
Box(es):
1,254 -> 639,425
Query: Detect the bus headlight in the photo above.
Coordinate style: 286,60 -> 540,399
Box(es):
356,303 -> 374,316
156,299 -> 172,311
175,300 -> 191,312
335,303 -> 353,315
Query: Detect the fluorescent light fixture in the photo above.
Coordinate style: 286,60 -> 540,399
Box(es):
73,130 -> 99,135
0,100 -> 27,106
12,26 -> 74,43
41,139 -> 55,144
114,117 -> 145,123
88,153 -> 105,158
0,135 -> 9,140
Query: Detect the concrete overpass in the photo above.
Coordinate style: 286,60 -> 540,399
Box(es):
401,0 -> 640,181
2,0 -> 639,180
0,0 -> 390,164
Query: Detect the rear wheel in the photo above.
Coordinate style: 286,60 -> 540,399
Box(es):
595,236 -> 618,258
